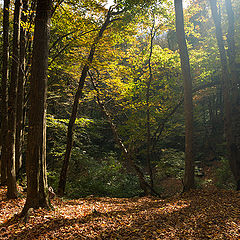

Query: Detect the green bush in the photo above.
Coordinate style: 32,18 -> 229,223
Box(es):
66,151 -> 141,198
46,116 -> 141,198
215,157 -> 236,190
156,148 -> 185,180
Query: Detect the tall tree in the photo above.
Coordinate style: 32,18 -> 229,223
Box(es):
0,0 -> 10,186
21,0 -> 52,214
174,0 -> 194,191
146,16 -> 156,190
15,0 -> 28,175
57,7 -> 117,196
225,0 -> 240,189
89,71 -> 160,196
209,0 -> 240,189
6,0 -> 22,199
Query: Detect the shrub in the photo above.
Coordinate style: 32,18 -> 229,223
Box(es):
156,148 -> 185,180
215,157 -> 236,190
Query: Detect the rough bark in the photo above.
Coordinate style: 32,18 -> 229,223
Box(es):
174,0 -> 194,191
0,0 -> 10,186
57,9 -> 113,197
21,0 -> 52,214
7,0 -> 22,199
15,0 -> 28,175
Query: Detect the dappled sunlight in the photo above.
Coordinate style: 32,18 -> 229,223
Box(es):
1,186 -> 240,239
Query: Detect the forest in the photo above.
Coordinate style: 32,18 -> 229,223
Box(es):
0,0 -> 240,239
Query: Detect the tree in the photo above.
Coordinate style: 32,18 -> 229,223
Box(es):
15,0 -> 28,175
0,0 -> 10,186
21,0 -> 52,214
225,0 -> 240,189
210,0 -> 240,190
6,0 -> 22,199
89,71 -> 160,196
174,0 -> 194,191
57,7 -> 118,196
146,15 -> 156,190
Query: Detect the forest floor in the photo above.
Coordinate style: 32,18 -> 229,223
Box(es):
0,186 -> 240,239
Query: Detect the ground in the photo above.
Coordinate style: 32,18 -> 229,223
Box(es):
0,186 -> 240,239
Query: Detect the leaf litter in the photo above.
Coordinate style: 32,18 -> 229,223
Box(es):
0,186 -> 240,239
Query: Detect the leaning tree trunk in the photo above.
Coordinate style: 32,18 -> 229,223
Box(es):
225,0 -> 240,189
0,0 -> 10,186
209,0 -> 240,189
174,0 -> 194,191
57,9 -> 113,196
6,0 -> 22,199
89,72 -> 160,197
21,0 -> 52,215
15,0 -> 28,176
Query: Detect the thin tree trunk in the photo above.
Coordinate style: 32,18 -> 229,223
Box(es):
21,0 -> 52,215
146,17 -> 155,190
57,9 -> 113,196
15,0 -> 28,176
174,0 -> 194,191
1,0 -> 10,186
7,0 -> 22,199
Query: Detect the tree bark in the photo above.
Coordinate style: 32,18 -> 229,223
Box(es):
225,0 -> 240,189
0,0 -> 10,186
15,0 -> 28,175
21,0 -> 52,214
6,0 -> 22,199
57,9 -> 113,197
174,0 -> 194,191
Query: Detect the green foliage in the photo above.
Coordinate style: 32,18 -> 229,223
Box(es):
43,0 -> 240,198
66,152 -> 141,198
156,148 -> 185,180
46,115 -> 141,198
215,158 -> 236,190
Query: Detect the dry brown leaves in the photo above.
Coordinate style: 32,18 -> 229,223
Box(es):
0,186 -> 240,239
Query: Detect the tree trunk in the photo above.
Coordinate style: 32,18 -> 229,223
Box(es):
6,0 -> 22,199
89,72 -> 160,197
146,17 -> 155,190
21,0 -> 52,214
57,9 -> 113,196
0,0 -> 10,186
209,0 -> 240,188
15,0 -> 28,176
174,0 -> 194,191
225,0 -> 240,188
